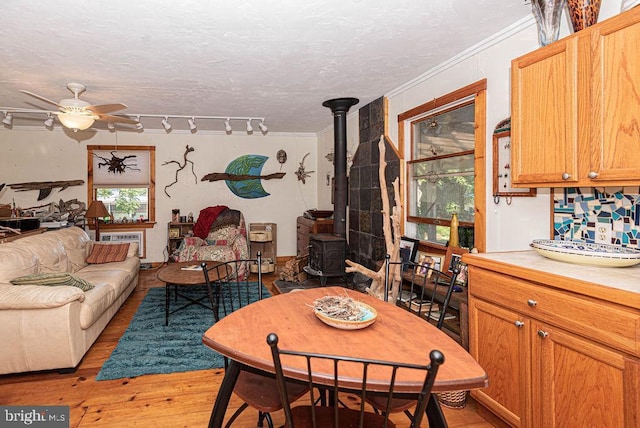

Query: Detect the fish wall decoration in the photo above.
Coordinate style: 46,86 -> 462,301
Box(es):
8,179 -> 85,201
201,155 -> 285,199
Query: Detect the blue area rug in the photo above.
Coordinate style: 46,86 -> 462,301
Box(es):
96,283 -> 267,381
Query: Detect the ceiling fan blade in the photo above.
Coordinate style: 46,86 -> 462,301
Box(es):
86,103 -> 128,115
96,114 -> 138,125
19,90 -> 64,108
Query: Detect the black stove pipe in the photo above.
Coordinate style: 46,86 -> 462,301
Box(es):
322,97 -> 359,239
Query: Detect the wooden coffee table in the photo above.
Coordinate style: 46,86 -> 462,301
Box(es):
156,261 -> 227,326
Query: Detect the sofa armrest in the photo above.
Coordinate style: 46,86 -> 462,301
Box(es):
0,284 -> 85,310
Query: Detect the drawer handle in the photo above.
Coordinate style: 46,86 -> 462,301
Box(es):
514,320 -> 525,328
527,299 -> 537,307
562,172 -> 571,180
588,171 -> 599,179
537,330 -> 548,338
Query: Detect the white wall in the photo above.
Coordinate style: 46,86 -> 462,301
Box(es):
317,111 -> 359,210
0,128 -> 318,262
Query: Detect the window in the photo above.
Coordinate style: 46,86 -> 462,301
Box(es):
400,80 -> 486,250
87,146 -> 156,225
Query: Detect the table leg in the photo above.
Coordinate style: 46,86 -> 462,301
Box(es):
208,359 -> 241,428
165,282 -> 170,326
426,393 -> 448,428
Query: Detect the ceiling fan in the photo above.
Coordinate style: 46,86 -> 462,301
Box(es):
3,82 -> 138,131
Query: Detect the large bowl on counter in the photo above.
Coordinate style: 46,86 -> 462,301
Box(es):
530,239 -> 640,267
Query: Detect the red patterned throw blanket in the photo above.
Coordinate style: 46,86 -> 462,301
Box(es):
193,205 -> 228,239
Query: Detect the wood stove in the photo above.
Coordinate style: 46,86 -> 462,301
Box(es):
302,97 -> 357,286
303,233 -> 346,285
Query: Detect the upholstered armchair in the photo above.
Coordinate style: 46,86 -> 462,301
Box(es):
175,206 -> 250,278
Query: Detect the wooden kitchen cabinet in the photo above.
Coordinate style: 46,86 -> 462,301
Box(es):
511,7 -> 640,187
466,259 -> 640,428
296,216 -> 333,256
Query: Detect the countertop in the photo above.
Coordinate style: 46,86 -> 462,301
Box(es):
463,250 -> 640,310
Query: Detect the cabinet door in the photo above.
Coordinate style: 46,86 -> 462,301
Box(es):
589,10 -> 640,183
532,321 -> 637,428
511,37 -> 580,186
469,299 -> 531,427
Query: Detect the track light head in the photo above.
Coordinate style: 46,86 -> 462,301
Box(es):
188,117 -> 197,132
44,114 -> 54,129
108,122 -> 116,131
224,119 -> 232,133
2,112 -> 13,127
246,119 -> 253,133
258,120 -> 268,133
135,116 -> 143,131
161,117 -> 172,131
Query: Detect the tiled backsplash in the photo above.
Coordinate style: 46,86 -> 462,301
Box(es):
553,187 -> 640,250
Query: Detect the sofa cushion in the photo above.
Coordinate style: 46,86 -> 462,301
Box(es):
54,227 -> 92,272
86,243 -> 130,264
78,282 -> 119,329
10,272 -> 94,291
27,234 -> 70,273
0,245 -> 39,283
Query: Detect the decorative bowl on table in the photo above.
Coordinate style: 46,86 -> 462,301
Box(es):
530,239 -> 640,267
313,295 -> 377,330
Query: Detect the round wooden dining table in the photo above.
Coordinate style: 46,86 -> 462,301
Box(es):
202,286 -> 488,427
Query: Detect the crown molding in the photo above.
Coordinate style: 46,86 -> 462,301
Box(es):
386,15 -> 534,99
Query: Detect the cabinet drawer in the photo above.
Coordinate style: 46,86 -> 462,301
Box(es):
469,267 -> 640,356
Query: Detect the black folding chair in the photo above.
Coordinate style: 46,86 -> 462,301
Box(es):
267,332 -> 445,428
202,253 -> 308,428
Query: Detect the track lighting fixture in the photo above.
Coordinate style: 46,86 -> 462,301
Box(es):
134,115 -> 266,133
0,110 -> 267,134
188,117 -> 197,132
44,113 -> 54,129
2,112 -> 13,127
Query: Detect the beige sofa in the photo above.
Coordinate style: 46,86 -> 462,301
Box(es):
0,227 -> 139,375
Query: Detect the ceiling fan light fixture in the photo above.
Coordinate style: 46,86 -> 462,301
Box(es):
2,112 -> 13,127
161,117 -> 172,131
246,119 -> 253,133
44,114 -> 54,129
224,119 -> 232,133
188,117 -> 197,132
258,119 -> 268,133
57,112 -> 95,131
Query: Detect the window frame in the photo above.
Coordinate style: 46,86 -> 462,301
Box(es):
398,80 -> 486,252
87,145 -> 156,230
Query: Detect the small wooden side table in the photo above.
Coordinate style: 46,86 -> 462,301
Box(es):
156,261 -> 225,326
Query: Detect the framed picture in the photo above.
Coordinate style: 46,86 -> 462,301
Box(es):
169,227 -> 180,239
443,246 -> 469,275
400,236 -> 420,263
456,262 -> 469,286
418,253 -> 435,276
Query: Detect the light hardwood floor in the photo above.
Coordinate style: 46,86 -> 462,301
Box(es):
0,267 -> 494,427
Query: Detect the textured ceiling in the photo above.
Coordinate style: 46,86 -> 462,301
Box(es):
0,1 -> 530,134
